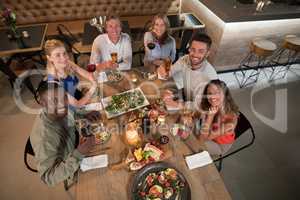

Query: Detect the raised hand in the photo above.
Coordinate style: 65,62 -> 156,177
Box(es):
157,65 -> 168,79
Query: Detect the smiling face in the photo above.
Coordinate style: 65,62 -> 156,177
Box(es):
153,17 -> 167,38
47,46 -> 69,71
188,41 -> 210,69
106,18 -> 122,43
207,83 -> 224,109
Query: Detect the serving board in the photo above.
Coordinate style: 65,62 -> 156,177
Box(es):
101,87 -> 150,119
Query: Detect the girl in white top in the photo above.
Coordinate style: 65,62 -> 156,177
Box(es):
144,14 -> 176,67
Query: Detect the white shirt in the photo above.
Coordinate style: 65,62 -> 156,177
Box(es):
170,55 -> 218,103
90,33 -> 132,70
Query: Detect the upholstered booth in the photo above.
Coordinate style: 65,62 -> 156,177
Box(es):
1,0 -> 180,25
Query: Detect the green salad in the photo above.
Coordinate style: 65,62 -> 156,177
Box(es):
105,90 -> 145,114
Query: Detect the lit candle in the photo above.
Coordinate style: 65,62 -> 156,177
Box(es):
157,114 -> 166,125
131,74 -> 138,83
125,122 -> 141,146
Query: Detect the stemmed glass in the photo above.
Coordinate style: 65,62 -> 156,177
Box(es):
147,42 -> 155,50
147,42 -> 156,61
89,17 -> 104,33
87,63 -> 96,73
99,16 -> 106,28
89,17 -> 98,27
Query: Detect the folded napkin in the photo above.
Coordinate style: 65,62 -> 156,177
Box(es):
165,103 -> 180,112
185,151 -> 213,170
157,73 -> 168,80
80,154 -> 108,172
97,72 -> 108,83
83,102 -> 102,111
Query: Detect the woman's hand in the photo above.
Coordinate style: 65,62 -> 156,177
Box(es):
67,60 -> 76,69
157,65 -> 168,79
162,89 -> 174,101
208,106 -> 219,116
153,59 -> 164,67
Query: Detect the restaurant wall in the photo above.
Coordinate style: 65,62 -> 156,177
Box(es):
182,0 -> 300,71
1,0 -> 180,25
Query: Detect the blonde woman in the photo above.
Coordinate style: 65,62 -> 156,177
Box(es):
198,79 -> 239,156
45,39 -> 97,107
143,14 -> 176,67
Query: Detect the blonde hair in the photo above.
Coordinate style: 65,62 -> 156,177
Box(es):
44,39 -> 72,77
44,39 -> 65,56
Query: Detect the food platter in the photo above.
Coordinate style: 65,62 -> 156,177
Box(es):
106,70 -> 123,83
101,87 -> 150,119
128,143 -> 165,171
89,123 -> 112,144
131,162 -> 191,200
75,121 -> 111,144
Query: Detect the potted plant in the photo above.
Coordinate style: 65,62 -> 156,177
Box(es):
1,8 -> 20,39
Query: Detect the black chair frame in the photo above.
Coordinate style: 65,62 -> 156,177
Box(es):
213,112 -> 256,171
24,137 -> 71,190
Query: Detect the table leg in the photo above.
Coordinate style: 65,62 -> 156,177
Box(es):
0,57 -> 17,87
0,57 -> 35,95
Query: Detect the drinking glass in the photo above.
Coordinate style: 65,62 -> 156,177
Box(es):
110,52 -> 118,63
87,63 -> 96,73
164,58 -> 172,74
89,17 -> 98,27
147,42 -> 155,50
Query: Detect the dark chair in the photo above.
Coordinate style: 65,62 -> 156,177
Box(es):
176,29 -> 194,60
24,137 -> 72,191
213,112 -> 255,171
24,137 -> 38,172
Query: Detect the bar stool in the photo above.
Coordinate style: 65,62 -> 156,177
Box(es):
234,38 -> 277,88
269,35 -> 300,81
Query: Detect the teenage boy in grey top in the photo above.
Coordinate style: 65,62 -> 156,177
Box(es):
30,81 -> 97,186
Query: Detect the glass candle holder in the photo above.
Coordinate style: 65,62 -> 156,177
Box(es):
125,122 -> 142,147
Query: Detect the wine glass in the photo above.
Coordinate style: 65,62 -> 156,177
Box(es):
89,17 -> 98,27
87,64 -> 96,73
147,42 -> 155,50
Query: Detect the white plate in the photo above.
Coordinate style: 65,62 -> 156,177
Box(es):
101,87 -> 150,119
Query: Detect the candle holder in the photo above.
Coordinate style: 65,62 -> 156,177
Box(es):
125,122 -> 142,147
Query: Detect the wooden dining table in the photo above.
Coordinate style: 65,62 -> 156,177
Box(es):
75,67 -> 231,200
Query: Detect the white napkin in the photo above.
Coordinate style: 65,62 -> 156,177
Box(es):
157,73 -> 168,80
97,72 -> 108,83
80,154 -> 108,172
165,103 -> 180,112
185,151 -> 213,170
83,102 -> 102,111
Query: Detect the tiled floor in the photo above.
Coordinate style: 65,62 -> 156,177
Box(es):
0,64 -> 299,200
218,64 -> 300,200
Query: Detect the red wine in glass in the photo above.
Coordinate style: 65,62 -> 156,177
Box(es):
87,64 -> 96,72
147,42 -> 155,50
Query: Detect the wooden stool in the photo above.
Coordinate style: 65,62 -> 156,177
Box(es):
269,35 -> 300,80
234,38 -> 277,88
